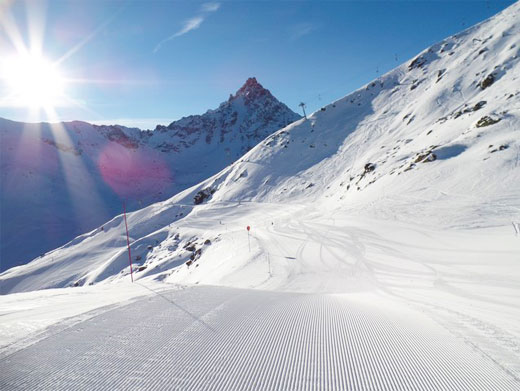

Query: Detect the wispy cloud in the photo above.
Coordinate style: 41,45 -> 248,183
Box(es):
174,17 -> 205,38
201,2 -> 221,12
153,3 -> 221,53
289,23 -> 316,41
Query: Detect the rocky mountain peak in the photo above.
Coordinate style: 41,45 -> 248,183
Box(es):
158,77 -> 300,144
232,77 -> 272,103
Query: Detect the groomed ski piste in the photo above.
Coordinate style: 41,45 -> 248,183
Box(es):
1,2 -> 520,390
3,203 -> 519,390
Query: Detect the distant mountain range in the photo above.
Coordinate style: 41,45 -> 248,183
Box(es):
0,78 -> 300,271
1,1 -> 519,294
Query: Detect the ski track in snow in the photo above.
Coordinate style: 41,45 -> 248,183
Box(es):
1,285 -> 518,390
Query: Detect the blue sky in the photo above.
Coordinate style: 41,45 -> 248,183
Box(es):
0,0 -> 516,129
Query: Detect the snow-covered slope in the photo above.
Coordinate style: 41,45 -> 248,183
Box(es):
201,15 -> 520,229
2,4 -> 520,384
0,78 -> 300,271
2,3 -> 520,293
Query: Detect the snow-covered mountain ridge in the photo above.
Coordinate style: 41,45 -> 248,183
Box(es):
150,77 -> 297,154
0,79 -> 300,271
198,5 -> 520,229
1,2 -> 520,294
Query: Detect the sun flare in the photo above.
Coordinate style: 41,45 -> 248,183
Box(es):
2,53 -> 67,109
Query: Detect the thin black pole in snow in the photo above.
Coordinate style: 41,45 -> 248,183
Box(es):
123,201 -> 134,282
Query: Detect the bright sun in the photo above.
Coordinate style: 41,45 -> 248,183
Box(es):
3,53 -> 66,109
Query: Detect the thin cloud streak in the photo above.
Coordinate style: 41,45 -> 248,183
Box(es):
153,17 -> 203,53
201,2 -> 221,12
175,16 -> 204,37
153,3 -> 221,53
289,23 -> 316,41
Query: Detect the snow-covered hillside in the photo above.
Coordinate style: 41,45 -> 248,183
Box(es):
0,78 -> 300,270
200,17 -> 520,230
2,3 -> 520,385
2,0 -> 519,292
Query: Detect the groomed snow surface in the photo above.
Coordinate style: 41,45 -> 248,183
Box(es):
1,203 -> 519,390
1,284 -> 518,390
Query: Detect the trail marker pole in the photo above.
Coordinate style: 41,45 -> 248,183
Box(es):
267,252 -> 271,276
123,201 -> 134,282
247,225 -> 251,252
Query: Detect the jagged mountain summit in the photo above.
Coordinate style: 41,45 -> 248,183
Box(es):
0,78 -> 300,271
151,77 -> 298,154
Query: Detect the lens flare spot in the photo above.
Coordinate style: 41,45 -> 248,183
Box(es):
98,144 -> 172,200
